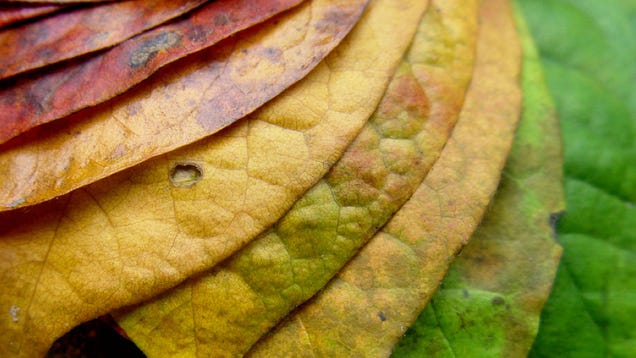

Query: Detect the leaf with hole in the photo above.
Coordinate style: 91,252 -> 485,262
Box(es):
114,0 -> 482,354
0,0 -> 366,211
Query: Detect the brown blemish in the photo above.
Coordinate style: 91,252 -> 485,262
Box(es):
186,25 -> 210,43
375,75 -> 430,138
130,31 -> 181,68
214,13 -> 230,26
313,8 -> 352,33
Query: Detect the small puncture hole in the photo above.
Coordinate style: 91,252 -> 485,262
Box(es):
169,162 -> 203,188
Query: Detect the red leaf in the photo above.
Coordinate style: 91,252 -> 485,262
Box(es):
0,0 -> 207,80
0,3 -> 63,29
0,0 -> 304,144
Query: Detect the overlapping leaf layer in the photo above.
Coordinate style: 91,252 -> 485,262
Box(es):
393,6 -> 564,355
0,0 -> 615,356
521,0 -> 636,356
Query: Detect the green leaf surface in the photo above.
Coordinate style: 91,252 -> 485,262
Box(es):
519,0 -> 636,356
392,4 -> 564,356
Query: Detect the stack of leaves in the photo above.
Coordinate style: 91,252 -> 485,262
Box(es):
0,0 -> 631,356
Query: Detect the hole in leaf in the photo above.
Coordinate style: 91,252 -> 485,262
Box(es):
169,162 -> 202,188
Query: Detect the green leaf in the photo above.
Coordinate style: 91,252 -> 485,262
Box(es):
519,0 -> 636,356
392,3 -> 565,356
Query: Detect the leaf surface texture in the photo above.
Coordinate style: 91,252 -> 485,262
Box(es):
0,0 -> 304,145
249,0 -> 522,355
0,0 -> 365,211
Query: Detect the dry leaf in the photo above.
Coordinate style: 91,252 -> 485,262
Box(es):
0,0 -> 207,79
248,0 -> 522,355
0,0 -> 303,144
0,0 -> 365,211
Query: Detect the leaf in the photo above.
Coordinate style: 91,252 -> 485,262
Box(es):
0,0 -> 303,144
518,0 -> 636,356
112,0 -> 458,355
247,0 -> 521,355
0,3 -> 63,29
0,0 -> 366,211
392,4 -> 564,356
0,0 -> 436,355
0,0 -> 207,80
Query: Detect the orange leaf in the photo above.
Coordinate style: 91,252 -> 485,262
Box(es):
0,0 -> 304,144
0,0 -> 365,211
0,0 -> 207,80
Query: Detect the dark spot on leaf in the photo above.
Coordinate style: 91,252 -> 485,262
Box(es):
130,31 -> 181,69
214,13 -> 230,26
491,296 -> 505,306
186,25 -> 210,43
314,9 -> 350,33
549,210 -> 564,239
169,162 -> 202,188
377,311 -> 386,321
262,47 -> 282,63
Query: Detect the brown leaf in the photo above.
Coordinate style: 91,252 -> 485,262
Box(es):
0,0 -> 304,144
247,0 -> 523,355
0,0 -> 366,211
0,3 -> 63,29
0,0 -> 207,80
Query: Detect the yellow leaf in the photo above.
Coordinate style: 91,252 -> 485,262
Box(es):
248,0 -> 523,355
